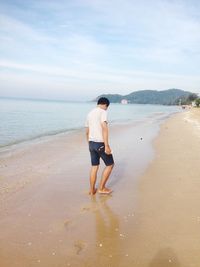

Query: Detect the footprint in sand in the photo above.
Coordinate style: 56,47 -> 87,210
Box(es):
81,206 -> 91,212
64,219 -> 72,229
74,240 -> 86,255
80,204 -> 98,213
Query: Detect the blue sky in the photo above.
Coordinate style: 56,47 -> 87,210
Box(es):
0,0 -> 200,100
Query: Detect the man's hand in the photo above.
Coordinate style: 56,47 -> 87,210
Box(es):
101,122 -> 112,154
105,145 -> 112,155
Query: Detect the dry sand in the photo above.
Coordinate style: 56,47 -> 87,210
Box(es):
0,109 -> 200,267
131,108 -> 200,267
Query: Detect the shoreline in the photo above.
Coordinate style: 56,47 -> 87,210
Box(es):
1,109 -> 199,266
0,109 -> 178,156
0,113 -> 163,267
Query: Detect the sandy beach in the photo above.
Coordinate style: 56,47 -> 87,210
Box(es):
132,108 -> 200,267
0,108 -> 200,267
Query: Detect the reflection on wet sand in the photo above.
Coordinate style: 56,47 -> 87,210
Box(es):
90,195 -> 121,267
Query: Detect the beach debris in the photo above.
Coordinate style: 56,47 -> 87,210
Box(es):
119,233 -> 125,238
99,243 -> 103,247
125,254 -> 129,257
124,215 -> 128,222
37,259 -> 41,263
27,242 -> 32,246
169,259 -> 172,263
140,137 -> 143,140
52,252 -> 56,256
109,254 -> 112,258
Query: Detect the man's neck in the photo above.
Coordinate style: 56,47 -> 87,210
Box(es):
97,104 -> 107,110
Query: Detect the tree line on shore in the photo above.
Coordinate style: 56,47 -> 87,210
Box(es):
96,88 -> 200,106
195,98 -> 200,107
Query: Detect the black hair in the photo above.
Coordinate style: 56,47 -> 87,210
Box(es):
97,97 -> 110,107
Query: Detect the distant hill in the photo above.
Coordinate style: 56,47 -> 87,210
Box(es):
95,89 -> 197,105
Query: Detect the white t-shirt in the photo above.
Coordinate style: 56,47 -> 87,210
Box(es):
85,107 -> 108,142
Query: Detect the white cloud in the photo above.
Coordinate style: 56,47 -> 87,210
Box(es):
0,0 -> 200,99
1,59 -> 200,98
0,14 -> 55,42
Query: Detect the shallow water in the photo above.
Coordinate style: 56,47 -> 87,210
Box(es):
0,98 -> 180,148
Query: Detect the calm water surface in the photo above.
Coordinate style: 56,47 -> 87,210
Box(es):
0,98 -> 180,148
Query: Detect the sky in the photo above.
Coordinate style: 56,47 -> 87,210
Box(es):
0,0 -> 200,101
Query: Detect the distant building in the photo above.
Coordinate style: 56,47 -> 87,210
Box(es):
192,101 -> 196,107
121,99 -> 128,104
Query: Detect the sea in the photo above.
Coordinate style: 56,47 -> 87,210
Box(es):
0,98 -> 180,150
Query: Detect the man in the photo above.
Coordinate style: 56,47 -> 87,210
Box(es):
85,97 -> 114,195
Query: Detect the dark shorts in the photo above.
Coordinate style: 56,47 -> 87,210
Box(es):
89,141 -> 114,166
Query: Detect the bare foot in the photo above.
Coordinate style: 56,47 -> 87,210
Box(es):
89,188 -> 97,195
98,188 -> 112,195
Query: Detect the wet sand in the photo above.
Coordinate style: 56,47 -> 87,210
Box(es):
0,109 -> 200,266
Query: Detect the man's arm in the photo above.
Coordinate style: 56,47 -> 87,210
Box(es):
101,121 -> 112,154
86,127 -> 89,142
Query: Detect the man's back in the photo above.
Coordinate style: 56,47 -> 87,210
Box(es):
86,107 -> 107,142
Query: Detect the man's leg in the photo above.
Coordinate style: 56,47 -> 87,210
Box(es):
89,165 -> 99,195
99,164 -> 114,193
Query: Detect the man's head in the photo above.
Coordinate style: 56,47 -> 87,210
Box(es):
97,97 -> 110,110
